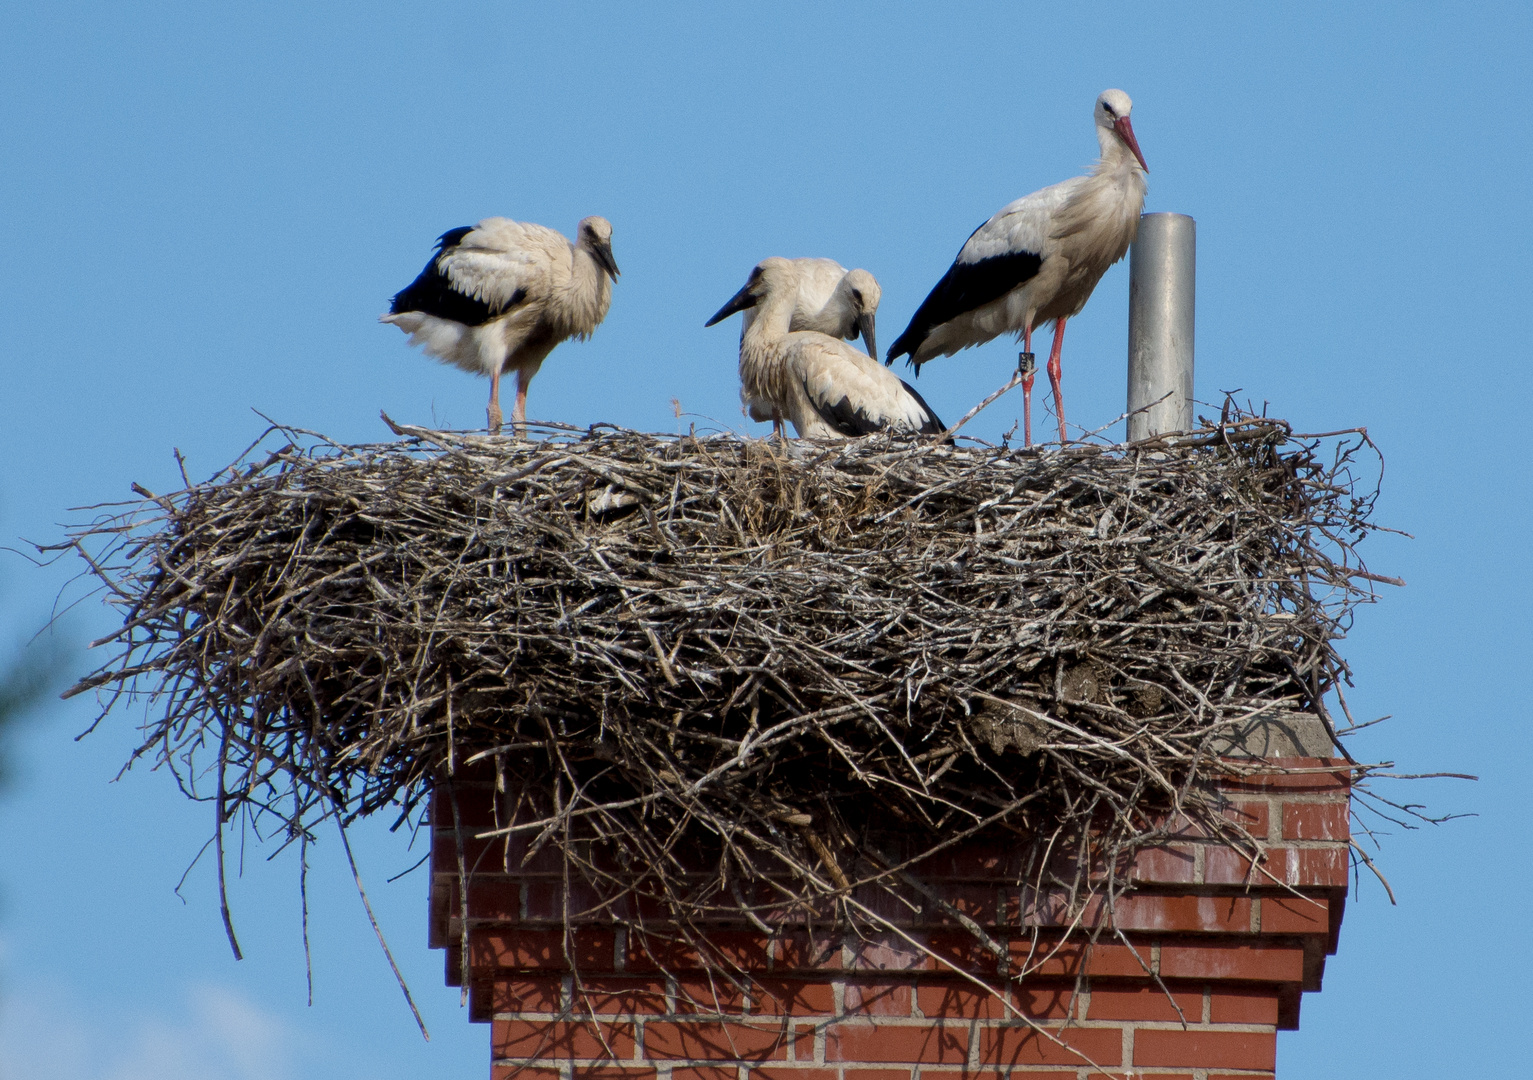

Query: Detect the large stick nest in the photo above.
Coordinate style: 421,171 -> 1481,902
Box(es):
59,414 -> 1389,956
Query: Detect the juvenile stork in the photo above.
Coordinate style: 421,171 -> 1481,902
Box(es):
381,215 -> 619,435
735,258 -> 882,424
885,89 -> 1148,444
707,258 -> 943,440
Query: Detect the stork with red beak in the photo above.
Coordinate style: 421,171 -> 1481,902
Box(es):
885,89 -> 1149,444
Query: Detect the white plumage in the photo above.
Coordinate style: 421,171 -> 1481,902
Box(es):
707,258 -> 943,440
886,89 -> 1149,444
381,215 -> 619,435
736,258 -> 882,424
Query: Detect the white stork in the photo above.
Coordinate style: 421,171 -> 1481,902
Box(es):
885,89 -> 1148,445
381,216 -> 619,435
706,258 -> 944,440
735,258 -> 882,425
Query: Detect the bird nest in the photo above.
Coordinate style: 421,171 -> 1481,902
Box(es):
58,413 -> 1392,986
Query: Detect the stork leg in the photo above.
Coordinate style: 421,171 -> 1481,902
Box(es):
487,364 -> 504,434
1047,318 -> 1068,444
1021,325 -> 1035,447
512,368 -> 532,440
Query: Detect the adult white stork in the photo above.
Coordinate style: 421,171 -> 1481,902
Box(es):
381,215 -> 619,435
706,258 -> 943,440
885,89 -> 1148,445
735,258 -> 882,424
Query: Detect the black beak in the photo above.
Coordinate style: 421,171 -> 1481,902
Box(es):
594,241 -> 620,281
705,281 -> 758,327
856,312 -> 877,362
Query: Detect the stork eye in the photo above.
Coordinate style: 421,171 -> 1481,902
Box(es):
749,267 -> 763,281
1102,102 -> 1116,117
851,289 -> 863,304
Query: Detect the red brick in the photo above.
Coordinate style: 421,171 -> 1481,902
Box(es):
492,976 -> 564,1015
980,1024 -> 1123,1068
628,931 -> 774,973
1261,895 -> 1330,934
571,976 -> 669,1015
1218,760 -> 1349,793
462,880 -> 523,922
753,979 -> 838,1016
1203,847 -> 1259,885
476,928 -> 617,972
749,1070 -> 846,1080
431,784 -> 497,827
915,983 -> 1012,1021
1225,799 -> 1271,838
673,1070 -> 750,1080
1209,1074 -> 1275,1080
920,1074 -> 1075,1080
844,983 -> 912,1017
778,933 -> 845,971
1017,939 -> 1151,979
1086,985 -> 1201,1023
645,1020 -> 792,1061
1210,987 -> 1280,1025
1111,894 -> 1252,934
434,834 -> 563,875
930,885 -> 1001,925
525,880 -> 609,922
494,1071 -> 656,1080
929,931 -> 1001,974
1282,801 -> 1349,841
492,1018 -> 635,1060
1130,845 -> 1198,884
674,977 -> 749,1015
845,935 -> 929,972
825,1021 -> 971,1064
1159,942 -> 1304,983
1132,1028 -> 1276,1070
1270,846 -> 1350,888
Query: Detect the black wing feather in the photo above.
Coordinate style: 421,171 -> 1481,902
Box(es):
389,226 -> 526,327
803,377 -> 947,438
886,226 -> 1043,370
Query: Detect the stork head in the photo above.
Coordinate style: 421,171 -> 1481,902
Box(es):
839,268 -> 882,360
705,257 -> 795,326
1095,89 -> 1148,173
578,216 -> 620,280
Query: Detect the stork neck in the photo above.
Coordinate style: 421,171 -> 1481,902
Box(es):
742,286 -> 796,345
1095,124 -> 1143,177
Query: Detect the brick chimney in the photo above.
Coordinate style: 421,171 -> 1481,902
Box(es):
429,721 -> 1349,1079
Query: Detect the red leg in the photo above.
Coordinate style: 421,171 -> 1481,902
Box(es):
487,366 -> 504,434
1047,318 -> 1067,443
512,369 -> 531,439
1021,324 -> 1035,447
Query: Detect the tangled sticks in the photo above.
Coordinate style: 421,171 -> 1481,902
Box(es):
60,415 -> 1391,979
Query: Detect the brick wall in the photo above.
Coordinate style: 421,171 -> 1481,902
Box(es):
430,758 -> 1350,1079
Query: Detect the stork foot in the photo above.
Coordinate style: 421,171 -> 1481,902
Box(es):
487,401 -> 503,435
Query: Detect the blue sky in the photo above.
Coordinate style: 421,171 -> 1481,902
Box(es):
1,2 -> 1529,1076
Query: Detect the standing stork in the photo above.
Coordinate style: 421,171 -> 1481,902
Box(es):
707,258 -> 943,440
885,90 -> 1148,445
735,258 -> 882,425
381,215 -> 619,436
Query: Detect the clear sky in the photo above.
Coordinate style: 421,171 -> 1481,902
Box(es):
1,2 -> 1529,1077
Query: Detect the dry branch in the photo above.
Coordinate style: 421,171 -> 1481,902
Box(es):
53,413 -> 1393,986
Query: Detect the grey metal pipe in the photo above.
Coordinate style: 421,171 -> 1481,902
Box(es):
1126,212 -> 1196,441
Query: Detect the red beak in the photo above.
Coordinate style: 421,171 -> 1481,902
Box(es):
1114,115 -> 1149,173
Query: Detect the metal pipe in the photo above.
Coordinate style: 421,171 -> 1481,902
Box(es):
1127,212 -> 1195,441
